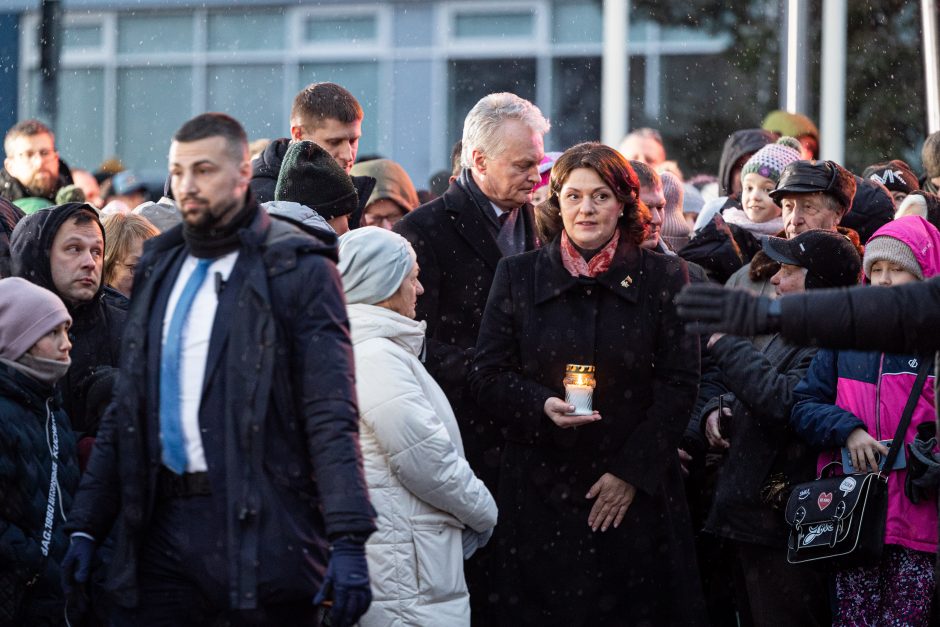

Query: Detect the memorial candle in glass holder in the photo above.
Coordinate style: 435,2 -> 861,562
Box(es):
564,364 -> 596,415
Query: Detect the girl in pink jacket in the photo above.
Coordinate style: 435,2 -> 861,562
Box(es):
791,216 -> 940,626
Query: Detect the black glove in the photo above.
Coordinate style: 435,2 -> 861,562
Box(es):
676,284 -> 780,336
313,536 -> 372,627
906,423 -> 940,504
61,534 -> 95,596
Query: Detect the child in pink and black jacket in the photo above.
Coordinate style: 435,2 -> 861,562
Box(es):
790,215 -> 940,626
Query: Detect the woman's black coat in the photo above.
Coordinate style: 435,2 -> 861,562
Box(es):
469,235 -> 705,626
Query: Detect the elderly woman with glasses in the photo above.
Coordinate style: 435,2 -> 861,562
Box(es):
470,142 -> 705,626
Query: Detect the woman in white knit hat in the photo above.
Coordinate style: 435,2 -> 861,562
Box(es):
337,227 -> 497,626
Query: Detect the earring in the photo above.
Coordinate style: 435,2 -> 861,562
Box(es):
619,212 -> 624,217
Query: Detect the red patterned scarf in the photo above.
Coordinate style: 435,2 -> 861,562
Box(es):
560,229 -> 620,278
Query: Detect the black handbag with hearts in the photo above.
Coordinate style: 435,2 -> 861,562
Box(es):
783,359 -> 930,570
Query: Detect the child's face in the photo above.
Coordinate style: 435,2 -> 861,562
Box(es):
868,259 -> 920,287
531,185 -> 550,206
741,172 -> 781,224
28,321 -> 72,362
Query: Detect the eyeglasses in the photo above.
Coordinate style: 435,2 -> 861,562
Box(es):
12,148 -> 56,163
362,213 -> 403,228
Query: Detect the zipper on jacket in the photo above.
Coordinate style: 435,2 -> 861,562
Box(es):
874,353 -> 885,440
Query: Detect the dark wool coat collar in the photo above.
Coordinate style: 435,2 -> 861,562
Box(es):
441,180 -> 537,272
534,233 -> 641,305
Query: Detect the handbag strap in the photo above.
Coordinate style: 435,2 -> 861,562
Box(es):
883,357 -> 932,474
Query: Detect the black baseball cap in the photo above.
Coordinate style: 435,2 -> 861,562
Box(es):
769,160 -> 857,213
762,229 -> 861,288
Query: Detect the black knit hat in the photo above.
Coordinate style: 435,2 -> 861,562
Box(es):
862,159 -> 920,194
762,229 -> 861,288
275,140 -> 358,220
770,160 -> 857,214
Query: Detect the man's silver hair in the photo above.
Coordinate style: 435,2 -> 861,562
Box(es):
460,92 -> 550,169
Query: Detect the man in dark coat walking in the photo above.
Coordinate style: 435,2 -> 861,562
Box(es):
394,91 -> 548,489
9,202 -> 127,462
60,113 -> 376,626
250,82 -> 375,232
394,91 -> 548,624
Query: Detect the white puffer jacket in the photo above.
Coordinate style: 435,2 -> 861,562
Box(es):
348,304 -> 497,627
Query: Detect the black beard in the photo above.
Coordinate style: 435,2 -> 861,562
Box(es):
187,197 -> 242,235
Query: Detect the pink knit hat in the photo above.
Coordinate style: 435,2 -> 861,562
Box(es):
534,152 -> 563,191
0,277 -> 71,360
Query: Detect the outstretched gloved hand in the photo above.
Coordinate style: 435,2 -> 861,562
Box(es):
675,284 -> 780,336
313,536 -> 372,627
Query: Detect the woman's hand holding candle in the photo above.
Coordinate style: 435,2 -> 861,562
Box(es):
543,397 -> 601,428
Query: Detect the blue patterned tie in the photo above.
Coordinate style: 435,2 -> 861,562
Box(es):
160,258 -> 213,474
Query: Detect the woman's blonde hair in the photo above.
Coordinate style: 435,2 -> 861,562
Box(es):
102,213 -> 160,286
535,142 -> 650,245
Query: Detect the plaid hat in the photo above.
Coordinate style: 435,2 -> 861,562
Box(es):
770,160 -> 857,213
862,160 -> 920,194
762,229 -> 861,288
740,137 -> 802,184
275,141 -> 358,221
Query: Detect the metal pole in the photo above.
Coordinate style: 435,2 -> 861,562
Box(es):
923,0 -> 940,134
820,0 -> 847,163
602,0 -> 629,147
782,0 -> 809,113
38,0 -> 61,125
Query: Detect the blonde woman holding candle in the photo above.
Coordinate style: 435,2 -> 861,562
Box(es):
470,142 -> 704,626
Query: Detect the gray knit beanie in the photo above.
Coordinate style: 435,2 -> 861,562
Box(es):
863,236 -> 923,281
338,226 -> 416,304
0,277 -> 71,360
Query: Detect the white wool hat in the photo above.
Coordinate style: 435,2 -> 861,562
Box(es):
338,226 -> 416,305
